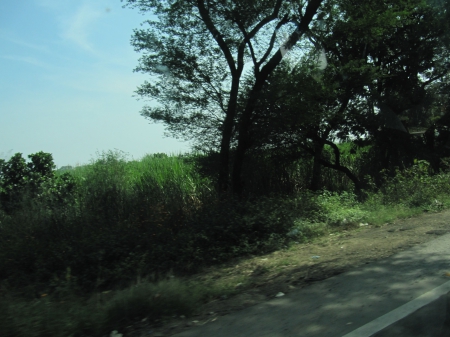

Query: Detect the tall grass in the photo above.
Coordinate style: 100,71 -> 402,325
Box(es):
0,150 -> 305,299
2,149 -> 450,337
0,151 -> 214,296
1,149 -> 448,297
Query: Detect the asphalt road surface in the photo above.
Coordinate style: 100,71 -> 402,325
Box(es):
173,231 -> 450,337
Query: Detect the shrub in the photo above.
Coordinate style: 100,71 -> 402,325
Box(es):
377,160 -> 450,208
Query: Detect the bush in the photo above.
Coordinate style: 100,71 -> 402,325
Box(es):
175,194 -> 319,267
376,160 -> 450,208
3,149 -> 449,303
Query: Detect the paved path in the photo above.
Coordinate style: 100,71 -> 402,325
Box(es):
173,231 -> 450,337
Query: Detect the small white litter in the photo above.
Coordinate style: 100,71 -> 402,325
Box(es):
275,292 -> 285,298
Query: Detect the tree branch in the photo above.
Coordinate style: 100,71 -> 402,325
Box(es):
257,15 -> 290,70
196,0 -> 237,75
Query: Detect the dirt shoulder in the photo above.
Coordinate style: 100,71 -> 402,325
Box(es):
123,209 -> 450,337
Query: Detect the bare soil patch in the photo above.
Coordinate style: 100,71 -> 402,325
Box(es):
118,209 -> 450,337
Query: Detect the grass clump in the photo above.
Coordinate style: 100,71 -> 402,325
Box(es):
95,277 -> 204,334
0,275 -> 212,337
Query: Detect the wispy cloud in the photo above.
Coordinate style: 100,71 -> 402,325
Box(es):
60,3 -> 103,54
32,0 -> 132,64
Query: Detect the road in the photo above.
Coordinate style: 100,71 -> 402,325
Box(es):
172,231 -> 450,337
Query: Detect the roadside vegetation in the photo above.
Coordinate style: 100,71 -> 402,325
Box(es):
1,149 -> 450,337
2,0 -> 450,335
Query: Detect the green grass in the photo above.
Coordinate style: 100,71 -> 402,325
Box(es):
2,150 -> 450,337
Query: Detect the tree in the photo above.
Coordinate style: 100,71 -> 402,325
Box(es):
0,152 -> 54,213
0,152 -> 74,214
347,0 -> 450,175
241,0 -> 450,192
124,0 -> 325,196
241,52 -> 364,192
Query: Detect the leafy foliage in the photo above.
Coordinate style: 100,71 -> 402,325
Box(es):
374,160 -> 450,208
0,152 -> 75,214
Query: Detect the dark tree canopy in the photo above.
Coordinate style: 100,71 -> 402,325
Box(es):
235,0 -> 450,191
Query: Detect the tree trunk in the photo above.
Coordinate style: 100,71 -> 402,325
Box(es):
218,76 -> 241,196
302,138 -> 363,197
231,0 -> 324,197
310,140 -> 324,191
231,86 -> 261,196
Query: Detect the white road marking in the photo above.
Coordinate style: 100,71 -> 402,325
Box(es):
342,279 -> 450,337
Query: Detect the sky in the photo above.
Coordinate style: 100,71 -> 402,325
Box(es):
0,0 -> 191,168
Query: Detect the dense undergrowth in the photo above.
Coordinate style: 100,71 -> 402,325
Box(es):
1,149 -> 450,337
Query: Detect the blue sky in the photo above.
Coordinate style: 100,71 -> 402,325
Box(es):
0,0 -> 190,168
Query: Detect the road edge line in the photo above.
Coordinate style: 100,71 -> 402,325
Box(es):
341,279 -> 450,337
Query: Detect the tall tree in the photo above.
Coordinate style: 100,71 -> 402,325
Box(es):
124,0 -> 325,196
243,0 -> 450,192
